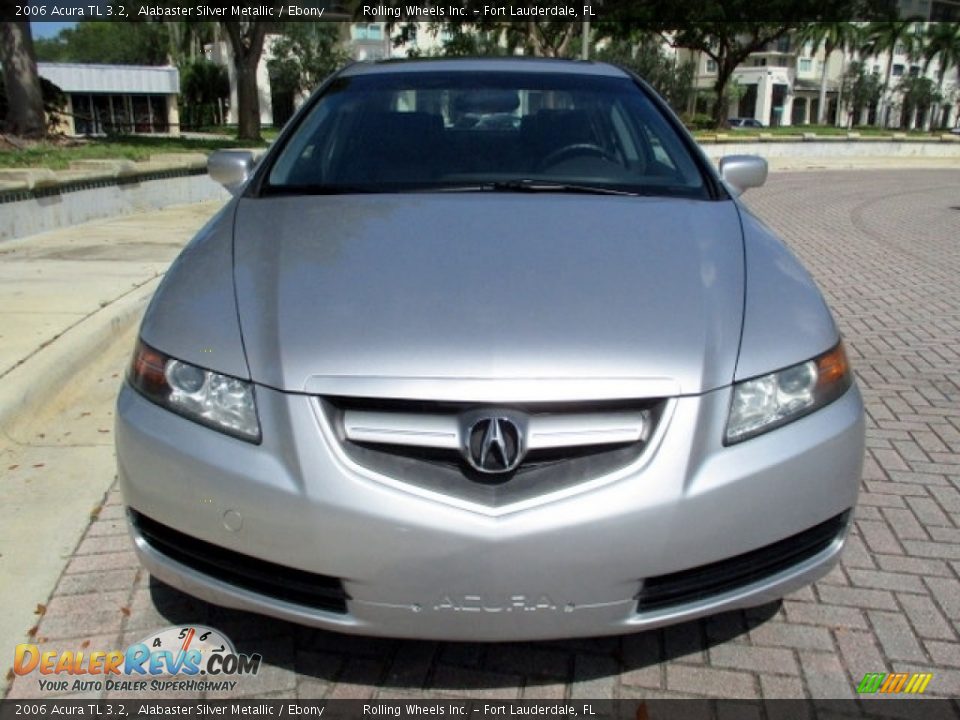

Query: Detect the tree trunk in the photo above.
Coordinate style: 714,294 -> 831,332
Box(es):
932,68 -> 946,129
878,54 -> 894,128
836,50 -> 847,127
222,22 -> 267,142
235,61 -> 261,141
817,41 -> 833,125
711,63 -> 735,128
956,67 -> 960,129
0,21 -> 45,138
527,23 -> 544,56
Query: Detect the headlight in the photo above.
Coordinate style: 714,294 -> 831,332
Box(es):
725,341 -> 852,444
128,340 -> 260,443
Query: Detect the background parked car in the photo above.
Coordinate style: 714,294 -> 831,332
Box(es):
729,118 -> 765,129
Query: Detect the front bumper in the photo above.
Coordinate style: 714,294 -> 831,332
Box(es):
116,382 -> 864,642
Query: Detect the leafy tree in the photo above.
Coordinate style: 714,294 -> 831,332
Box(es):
598,2 -> 806,127
662,23 -> 797,128
267,24 -> 349,99
860,17 -> 924,126
523,22 -> 579,57
922,23 -> 960,128
180,58 -> 230,128
167,22 -> 218,65
398,24 -> 515,57
796,23 -> 862,124
394,21 -> 578,59
896,74 -> 941,128
841,60 -> 883,125
595,35 -> 696,114
33,20 -> 170,65
597,0 -> 891,128
0,20 -> 45,137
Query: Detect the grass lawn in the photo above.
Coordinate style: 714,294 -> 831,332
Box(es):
1,124 -> 950,170
0,134 -> 272,170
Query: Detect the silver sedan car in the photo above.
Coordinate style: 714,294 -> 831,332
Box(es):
116,58 -> 864,642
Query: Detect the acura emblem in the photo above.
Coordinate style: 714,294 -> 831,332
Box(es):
464,416 -> 525,474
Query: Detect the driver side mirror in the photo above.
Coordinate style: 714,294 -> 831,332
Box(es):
718,155 -> 768,196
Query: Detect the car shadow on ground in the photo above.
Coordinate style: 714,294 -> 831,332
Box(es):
148,577 -> 781,693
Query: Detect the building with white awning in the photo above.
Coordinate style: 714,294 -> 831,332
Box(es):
37,62 -> 180,136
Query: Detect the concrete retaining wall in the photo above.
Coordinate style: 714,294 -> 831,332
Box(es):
0,170 -> 229,241
698,139 -> 960,161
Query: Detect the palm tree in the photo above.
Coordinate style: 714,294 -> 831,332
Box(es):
797,23 -> 862,125
923,23 -> 960,129
861,18 -> 924,127
166,22 -> 220,66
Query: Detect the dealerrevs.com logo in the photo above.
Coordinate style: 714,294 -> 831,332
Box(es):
13,625 -> 261,694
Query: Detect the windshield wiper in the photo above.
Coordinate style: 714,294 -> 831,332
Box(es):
490,180 -> 640,196
263,181 -> 643,197
442,180 -> 640,196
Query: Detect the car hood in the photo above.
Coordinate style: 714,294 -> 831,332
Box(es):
233,194 -> 745,400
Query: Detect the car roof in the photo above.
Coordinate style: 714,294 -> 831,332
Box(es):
339,57 -> 632,79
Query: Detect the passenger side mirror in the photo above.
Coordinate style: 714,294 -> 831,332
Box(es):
718,155 -> 768,196
209,150 -> 257,195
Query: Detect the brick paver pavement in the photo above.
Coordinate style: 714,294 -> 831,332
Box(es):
6,169 -> 960,700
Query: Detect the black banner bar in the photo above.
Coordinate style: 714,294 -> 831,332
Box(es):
8,0 -> 905,24
1,700 -> 959,720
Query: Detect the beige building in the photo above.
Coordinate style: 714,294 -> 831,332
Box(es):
681,19 -> 959,128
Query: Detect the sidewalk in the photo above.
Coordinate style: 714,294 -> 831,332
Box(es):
0,200 -> 226,691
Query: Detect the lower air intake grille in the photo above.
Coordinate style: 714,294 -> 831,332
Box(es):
130,510 -> 349,614
637,512 -> 849,612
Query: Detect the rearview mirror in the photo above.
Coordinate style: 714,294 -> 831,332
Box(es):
209,150 -> 256,195
718,155 -> 768,196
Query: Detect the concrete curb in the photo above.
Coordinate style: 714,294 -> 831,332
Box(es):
0,278 -> 160,436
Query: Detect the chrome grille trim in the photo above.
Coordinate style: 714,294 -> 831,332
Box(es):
343,410 -> 648,451
528,412 -> 648,449
344,411 -> 460,449
319,396 -> 668,509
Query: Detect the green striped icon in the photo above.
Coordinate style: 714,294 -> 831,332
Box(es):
857,672 -> 933,694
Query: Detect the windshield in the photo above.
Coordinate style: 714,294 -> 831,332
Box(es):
264,70 -> 709,199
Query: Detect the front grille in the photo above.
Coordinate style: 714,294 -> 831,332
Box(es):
130,510 -> 349,614
636,512 -> 849,612
322,396 -> 666,507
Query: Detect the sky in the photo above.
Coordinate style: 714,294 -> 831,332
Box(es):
31,22 -> 77,39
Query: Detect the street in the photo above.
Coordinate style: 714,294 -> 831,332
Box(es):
3,169 -> 960,699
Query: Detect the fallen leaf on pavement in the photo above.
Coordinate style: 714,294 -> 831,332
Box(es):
34,604 -> 46,616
